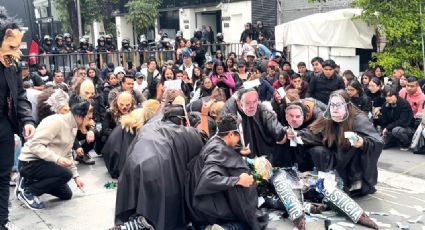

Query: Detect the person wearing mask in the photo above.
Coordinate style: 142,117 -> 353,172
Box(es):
378,86 -> 415,151
306,59 -> 345,104
16,97 -> 89,210
303,57 -> 324,83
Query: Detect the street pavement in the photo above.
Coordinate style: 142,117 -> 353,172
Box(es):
9,148 -> 425,230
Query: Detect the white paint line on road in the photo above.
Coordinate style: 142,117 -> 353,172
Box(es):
378,168 -> 425,194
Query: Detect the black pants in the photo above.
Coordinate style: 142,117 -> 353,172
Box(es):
384,126 -> 414,148
0,118 -> 14,225
19,160 -> 73,200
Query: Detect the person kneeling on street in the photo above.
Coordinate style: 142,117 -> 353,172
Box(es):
16,97 -> 89,210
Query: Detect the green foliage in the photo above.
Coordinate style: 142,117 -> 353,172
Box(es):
125,0 -> 162,34
309,0 -> 425,77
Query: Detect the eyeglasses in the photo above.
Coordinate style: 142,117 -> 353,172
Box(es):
329,102 -> 346,109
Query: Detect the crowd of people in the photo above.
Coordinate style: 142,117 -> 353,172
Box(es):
3,20 -> 423,230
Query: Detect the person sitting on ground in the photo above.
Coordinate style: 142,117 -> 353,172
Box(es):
113,104 -> 205,230
221,88 -> 287,158
378,86 -> 415,151
17,97 -> 89,210
186,114 -> 267,230
102,100 -> 160,178
367,77 -> 385,128
100,91 -> 136,155
398,75 -> 425,127
346,80 -> 372,113
295,90 -> 383,197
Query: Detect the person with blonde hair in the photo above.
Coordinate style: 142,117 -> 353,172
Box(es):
102,100 -> 160,178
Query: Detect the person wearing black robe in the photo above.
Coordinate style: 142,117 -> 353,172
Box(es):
102,125 -> 135,179
113,105 -> 205,230
186,114 -> 267,230
220,88 -> 287,159
295,90 -> 383,197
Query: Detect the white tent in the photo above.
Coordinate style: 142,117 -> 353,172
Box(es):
275,8 -> 375,76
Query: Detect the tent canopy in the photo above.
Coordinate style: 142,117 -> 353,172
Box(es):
275,8 -> 374,51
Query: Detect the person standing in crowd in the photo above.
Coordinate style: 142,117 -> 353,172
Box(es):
304,57 -> 324,83
346,80 -> 372,113
398,76 -> 425,125
0,21 -> 35,230
378,86 -> 414,151
193,40 -> 206,66
240,23 -> 254,43
306,59 -> 345,104
17,97 -> 89,210
186,114 -> 265,230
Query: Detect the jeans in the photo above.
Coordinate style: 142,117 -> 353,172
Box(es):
19,160 -> 73,200
13,134 -> 21,172
0,118 -> 14,225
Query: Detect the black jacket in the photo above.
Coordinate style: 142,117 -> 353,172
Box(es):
367,91 -> 385,108
306,73 -> 345,104
350,95 -> 372,113
2,64 -> 34,134
378,97 -> 414,130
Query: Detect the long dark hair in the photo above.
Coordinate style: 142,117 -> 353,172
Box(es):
309,90 -> 362,150
347,80 -> 364,97
212,61 -> 228,76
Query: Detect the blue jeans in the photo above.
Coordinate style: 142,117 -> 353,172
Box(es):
13,134 -> 21,172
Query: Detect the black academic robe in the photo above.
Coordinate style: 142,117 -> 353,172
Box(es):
186,137 -> 264,230
221,97 -> 287,158
115,121 -> 204,230
102,126 -> 135,178
299,113 -> 383,194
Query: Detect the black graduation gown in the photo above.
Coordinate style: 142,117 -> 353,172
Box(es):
221,98 -> 287,159
299,113 -> 383,194
102,126 -> 135,178
186,137 -> 263,230
115,121 -> 204,230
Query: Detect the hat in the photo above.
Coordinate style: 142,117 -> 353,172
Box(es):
275,52 -> 282,57
268,60 -> 278,67
135,72 -> 145,79
182,53 -> 191,59
247,51 -> 256,57
250,40 -> 258,46
205,56 -> 213,64
166,60 -> 175,66
113,66 -> 125,75
107,62 -> 115,69
19,61 -> 29,69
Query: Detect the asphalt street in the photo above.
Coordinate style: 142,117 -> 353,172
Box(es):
9,148 -> 425,230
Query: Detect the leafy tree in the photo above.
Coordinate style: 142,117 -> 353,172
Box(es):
309,0 -> 425,76
125,0 -> 162,35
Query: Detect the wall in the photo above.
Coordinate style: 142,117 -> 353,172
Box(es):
252,0 -> 277,33
279,0 -> 353,23
180,8 -> 197,39
115,16 -> 135,50
219,0 -> 252,43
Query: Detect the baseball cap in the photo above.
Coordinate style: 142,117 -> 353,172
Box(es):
19,61 -> 29,69
250,40 -> 258,46
135,72 -> 145,79
113,66 -> 125,75
275,52 -> 282,57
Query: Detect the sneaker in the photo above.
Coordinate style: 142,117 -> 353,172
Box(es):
4,222 -> 20,230
205,225 -> 224,230
400,147 -> 410,151
14,176 -> 25,198
77,155 -> 95,165
110,216 -> 154,230
17,190 -> 46,210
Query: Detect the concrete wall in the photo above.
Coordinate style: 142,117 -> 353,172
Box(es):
180,8 -> 197,39
219,0 -> 252,43
279,0 -> 353,23
115,16 -> 135,50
